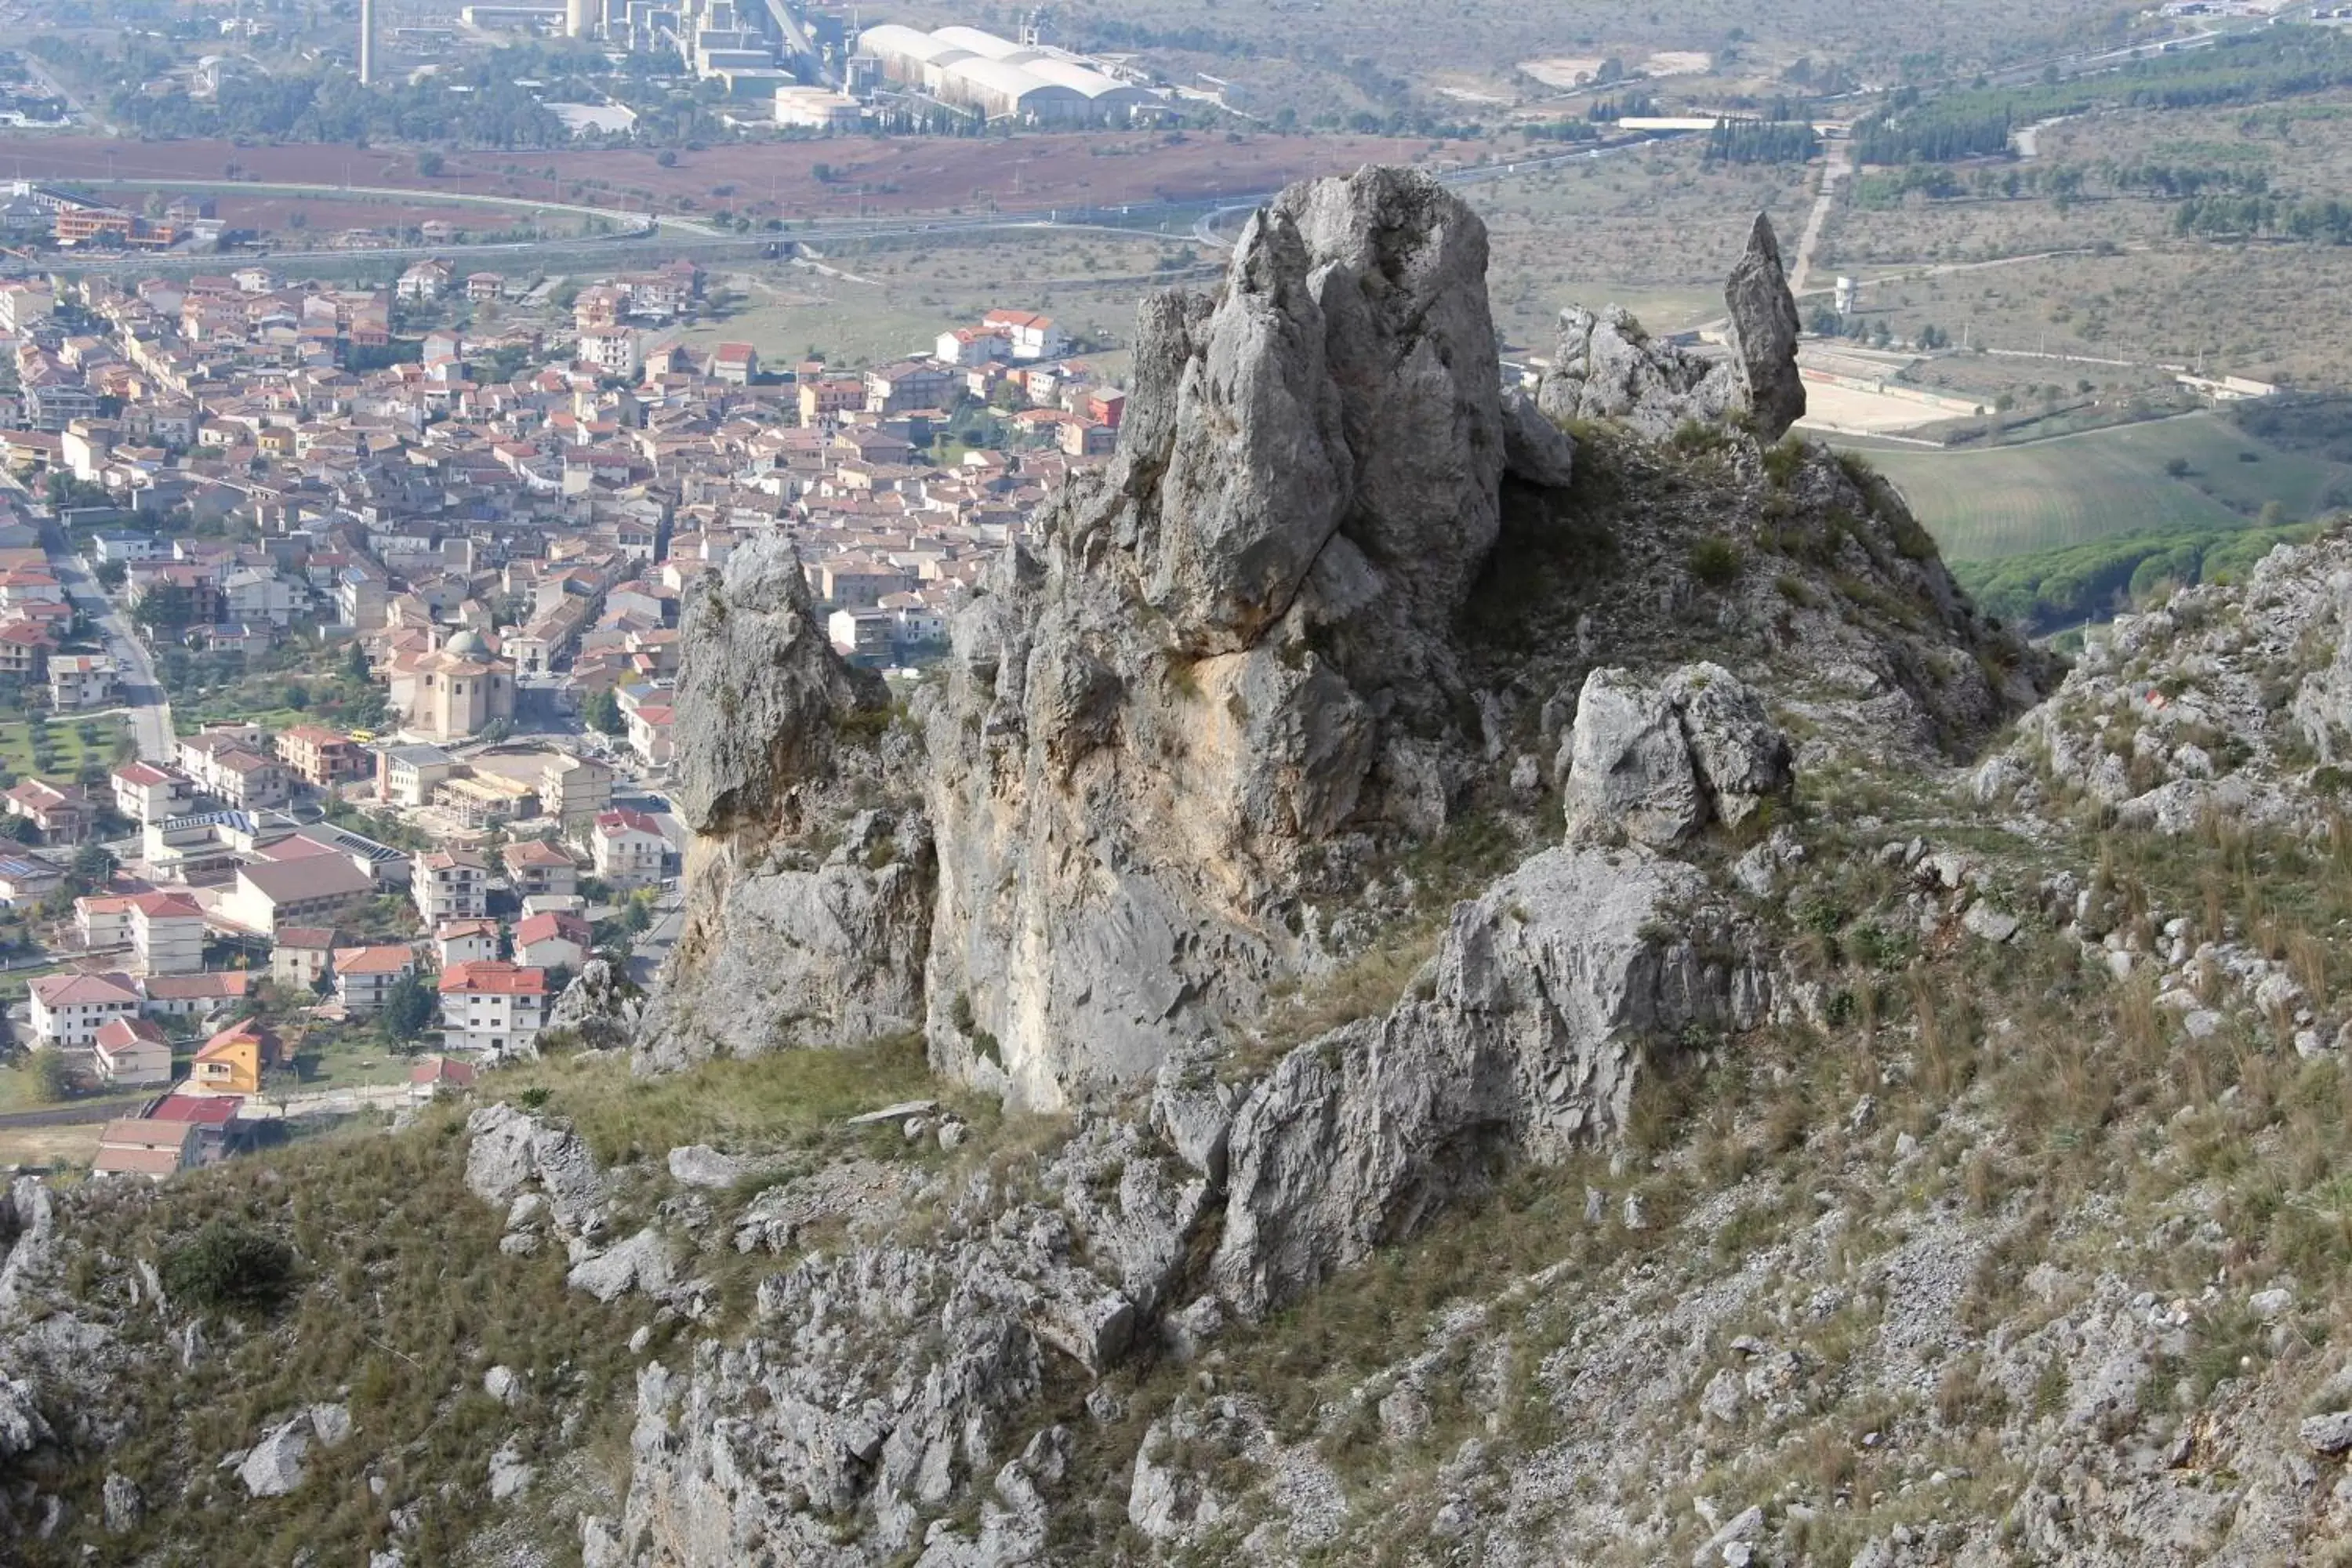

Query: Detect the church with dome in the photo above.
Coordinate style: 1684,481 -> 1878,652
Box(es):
384,626 -> 517,743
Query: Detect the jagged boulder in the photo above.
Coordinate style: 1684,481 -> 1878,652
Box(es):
667,532 -> 887,839
464,1104 -> 606,1236
546,957 -> 641,1049
1540,303 -> 1733,441
0,1177 -> 56,1319
566,1228 -> 672,1304
0,1375 -> 50,1457
1537,212 -> 1804,443
608,1124 -> 1214,1566
1722,213 -> 1806,443
1560,663 -> 1792,847
238,1420 -> 312,1498
648,532 -> 935,1069
1213,844 -> 1769,1316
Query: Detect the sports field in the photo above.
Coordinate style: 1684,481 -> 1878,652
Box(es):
1852,412 -> 2352,562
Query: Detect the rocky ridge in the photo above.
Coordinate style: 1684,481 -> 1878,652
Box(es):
23,165 -> 2352,1568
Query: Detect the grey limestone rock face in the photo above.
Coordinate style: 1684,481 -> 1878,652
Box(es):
663,1145 -> 746,1190
1539,303 -> 1734,441
1501,385 -> 1577,488
637,809 -> 934,1072
546,957 -> 641,1050
648,531 -> 933,1071
924,166 -> 1512,1111
0,1375 -> 50,1458
666,532 -> 887,838
1213,844 -> 1769,1317
0,1176 -> 56,1321
566,1228 -> 672,1304
1560,663 -> 1793,848
1536,211 -> 1804,443
608,1123 -> 1215,1567
100,1471 -> 141,1534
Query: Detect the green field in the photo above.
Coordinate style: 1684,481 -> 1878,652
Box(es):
1851,413 -> 2352,563
0,713 -> 132,782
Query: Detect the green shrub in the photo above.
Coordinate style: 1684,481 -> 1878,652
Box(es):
1689,535 -> 1744,589
160,1221 -> 298,1316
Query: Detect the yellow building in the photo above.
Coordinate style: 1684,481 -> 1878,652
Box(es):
191,1019 -> 277,1096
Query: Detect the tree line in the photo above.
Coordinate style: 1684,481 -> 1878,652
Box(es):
1702,119 -> 1819,166
2172,193 -> 2352,243
1954,520 -> 2316,634
1853,24 -> 2352,165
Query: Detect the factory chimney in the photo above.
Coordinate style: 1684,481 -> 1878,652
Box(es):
359,0 -> 376,85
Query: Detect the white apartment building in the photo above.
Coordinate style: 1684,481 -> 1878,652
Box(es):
590,808 -> 667,891
437,960 -> 549,1055
413,848 -> 488,924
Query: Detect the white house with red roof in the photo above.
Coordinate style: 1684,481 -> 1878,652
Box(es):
92,1015 -> 172,1087
513,909 -> 590,971
29,970 -> 140,1047
111,760 -> 191,825
982,308 -> 1067,361
334,943 -> 418,1017
437,960 -> 549,1055
434,917 -> 501,968
127,890 -> 205,975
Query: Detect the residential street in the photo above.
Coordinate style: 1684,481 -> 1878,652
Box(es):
49,539 -> 176,763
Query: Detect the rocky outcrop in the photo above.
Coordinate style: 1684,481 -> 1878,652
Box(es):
1998,529 -> 2352,833
666,533 -> 886,840
235,1404 -> 349,1499
1721,213 -> 1806,443
1537,212 -> 1805,442
611,1123 -> 1212,1567
465,1102 -> 607,1238
546,957 -> 642,1050
640,537 -> 926,1070
923,165 -> 1526,1110
1559,662 -> 1793,848
639,808 -> 932,1070
1213,844 -> 1768,1316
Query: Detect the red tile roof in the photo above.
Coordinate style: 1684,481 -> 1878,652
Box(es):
438,960 -> 548,997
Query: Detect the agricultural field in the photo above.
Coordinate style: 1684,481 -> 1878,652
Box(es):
0,711 -> 130,782
0,1123 -> 101,1173
681,231 -> 1192,374
1849,410 -> 2352,561
870,0 -> 2151,127
1462,143 -> 1815,350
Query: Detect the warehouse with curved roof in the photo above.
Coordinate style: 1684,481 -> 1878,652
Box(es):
855,22 -> 1160,123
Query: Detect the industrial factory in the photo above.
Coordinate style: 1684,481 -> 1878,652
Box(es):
353,0 -> 1163,132
852,23 -> 1162,124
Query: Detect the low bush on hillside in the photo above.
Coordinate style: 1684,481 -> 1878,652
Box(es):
159,1220 -> 297,1316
